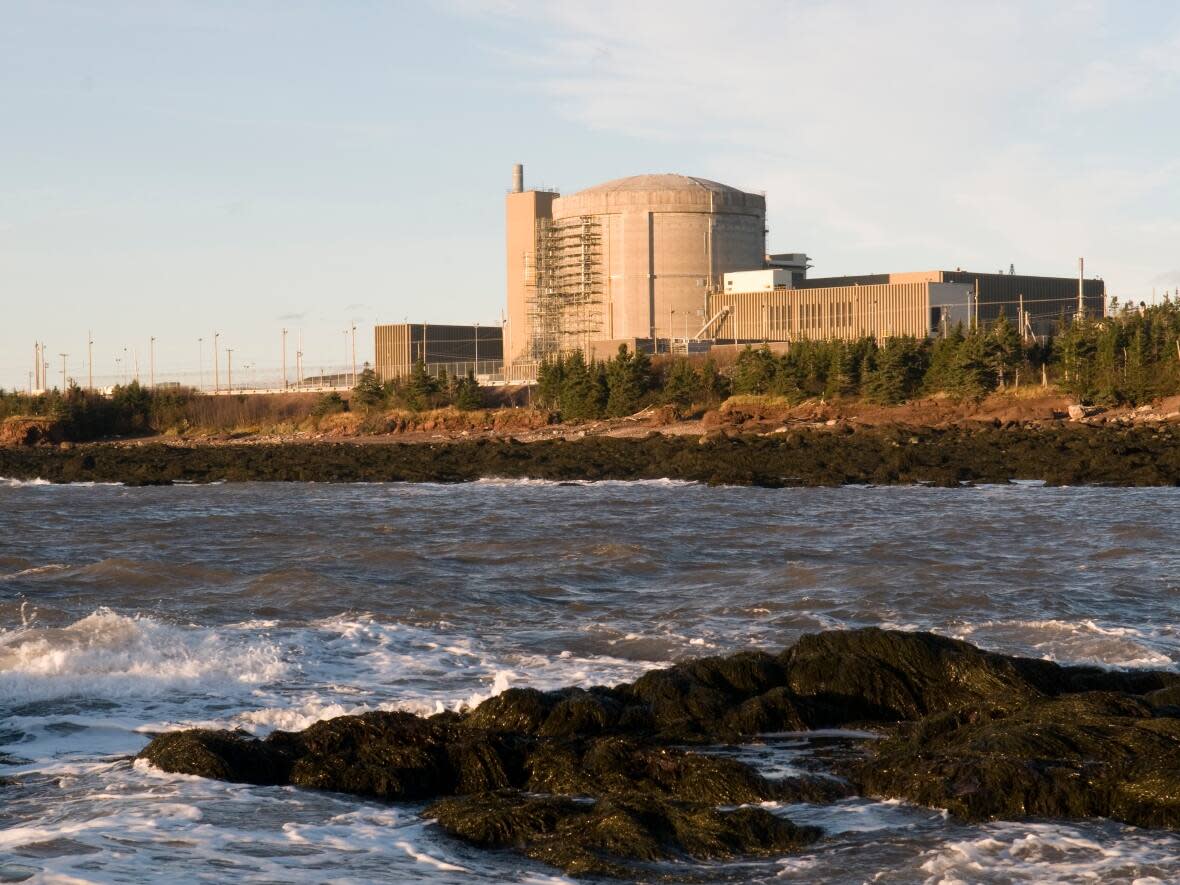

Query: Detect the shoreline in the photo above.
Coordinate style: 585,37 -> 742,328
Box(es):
2,424 -> 1179,487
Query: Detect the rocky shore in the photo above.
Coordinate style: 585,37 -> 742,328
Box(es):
138,628 -> 1180,878
3,423 -> 1180,486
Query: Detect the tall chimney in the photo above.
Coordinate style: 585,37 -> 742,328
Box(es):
512,163 -> 523,194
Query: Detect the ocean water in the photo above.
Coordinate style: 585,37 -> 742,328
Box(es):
1,477 -> 1178,884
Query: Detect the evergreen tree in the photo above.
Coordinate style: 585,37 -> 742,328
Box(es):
697,358 -> 729,405
986,312 -> 1023,388
536,357 -> 565,410
731,346 -> 778,394
404,360 -> 439,411
451,371 -> 483,411
559,352 -> 605,422
605,344 -> 652,417
662,358 -> 700,409
924,325 -> 965,394
864,337 -> 927,404
352,368 -> 387,410
823,343 -> 853,399
950,329 -> 993,399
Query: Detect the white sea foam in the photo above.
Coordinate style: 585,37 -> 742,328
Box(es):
0,476 -> 51,487
919,821 -> 1180,884
472,477 -> 701,488
951,618 -> 1176,668
0,608 -> 286,703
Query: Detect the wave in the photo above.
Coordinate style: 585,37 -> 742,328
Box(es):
0,608 -> 286,705
0,477 -> 123,488
918,820 -> 1180,884
472,477 -> 702,487
950,618 -> 1176,669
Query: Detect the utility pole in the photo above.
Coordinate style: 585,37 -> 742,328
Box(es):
59,353 -> 68,390
123,347 -> 129,384
88,332 -> 94,390
226,348 -> 233,392
282,328 -> 288,389
150,337 -> 156,388
213,333 -> 220,393
33,342 -> 40,390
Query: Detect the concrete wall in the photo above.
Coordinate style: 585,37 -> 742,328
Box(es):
504,190 -> 556,367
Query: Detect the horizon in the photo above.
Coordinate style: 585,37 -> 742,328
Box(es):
4,1 -> 1179,391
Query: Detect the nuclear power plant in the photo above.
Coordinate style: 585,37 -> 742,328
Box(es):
373,164 -> 1106,383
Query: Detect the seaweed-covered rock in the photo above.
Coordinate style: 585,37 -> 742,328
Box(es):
280,711 -> 456,799
779,629 -> 1047,723
136,728 -> 292,785
425,790 -> 821,878
623,650 -> 788,739
525,736 -> 779,805
853,692 -> 1180,828
135,628 -> 1180,878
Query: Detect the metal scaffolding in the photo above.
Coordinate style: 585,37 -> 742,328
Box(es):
527,215 -> 603,361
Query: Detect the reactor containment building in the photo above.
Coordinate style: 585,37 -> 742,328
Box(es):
505,166 -> 769,367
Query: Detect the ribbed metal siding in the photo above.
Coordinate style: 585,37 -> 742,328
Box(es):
374,324 -> 504,380
710,282 -> 932,342
940,272 -> 1106,334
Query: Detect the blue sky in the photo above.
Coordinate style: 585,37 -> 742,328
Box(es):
3,1 -> 1179,389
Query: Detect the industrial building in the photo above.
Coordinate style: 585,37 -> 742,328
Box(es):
505,166 -> 766,367
709,278 -> 974,343
502,164 -> 1106,372
373,323 -> 502,381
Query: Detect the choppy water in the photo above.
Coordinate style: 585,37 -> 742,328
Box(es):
1,477 -> 1179,884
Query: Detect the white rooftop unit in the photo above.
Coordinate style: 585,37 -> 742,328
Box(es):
723,268 -> 793,293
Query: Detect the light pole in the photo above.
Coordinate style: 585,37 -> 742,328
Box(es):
282,328 -> 288,390
213,333 -> 220,393
88,332 -> 94,391
474,322 -> 479,373
122,347 -> 128,384
297,330 -> 303,389
226,348 -> 233,392
350,323 -> 357,386
198,338 -> 204,391
59,353 -> 68,390
150,336 -> 156,388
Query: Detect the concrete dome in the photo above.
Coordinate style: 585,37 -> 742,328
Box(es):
571,173 -> 748,197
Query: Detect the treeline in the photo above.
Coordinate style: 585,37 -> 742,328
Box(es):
0,384 -> 338,439
0,364 -> 489,440
535,302 -> 1180,418
349,365 -> 483,413
5,302 -> 1180,438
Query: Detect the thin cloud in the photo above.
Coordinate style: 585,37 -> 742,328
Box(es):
458,0 -> 1180,298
